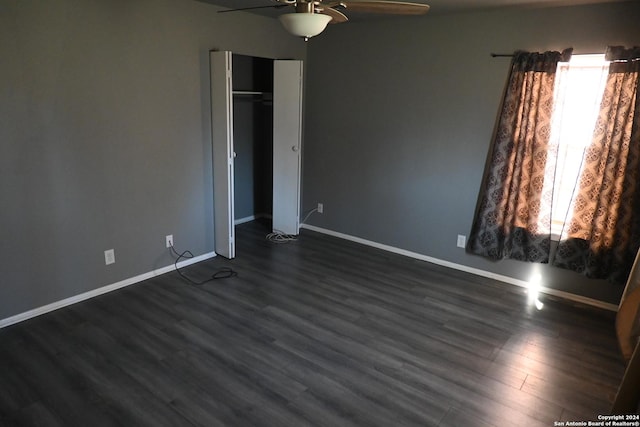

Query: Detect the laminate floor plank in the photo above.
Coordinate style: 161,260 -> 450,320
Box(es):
275,344 -> 444,427
13,401 -> 64,427
270,331 -> 457,425
0,219 -> 626,426
70,299 -> 182,363
160,347 -> 310,427
2,335 -> 123,427
168,388 -> 241,427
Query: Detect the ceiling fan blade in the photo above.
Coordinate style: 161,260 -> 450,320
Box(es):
331,0 -> 429,15
217,4 -> 290,13
318,6 -> 349,23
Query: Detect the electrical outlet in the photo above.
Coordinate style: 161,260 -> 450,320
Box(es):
104,249 -> 115,265
166,234 -> 173,248
317,203 -> 324,214
457,235 -> 466,248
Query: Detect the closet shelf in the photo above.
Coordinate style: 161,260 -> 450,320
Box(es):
233,90 -> 272,96
233,91 -> 273,104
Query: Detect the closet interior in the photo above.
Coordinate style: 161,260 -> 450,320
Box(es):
232,54 -> 274,225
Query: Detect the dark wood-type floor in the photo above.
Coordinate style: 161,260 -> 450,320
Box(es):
0,221 -> 627,426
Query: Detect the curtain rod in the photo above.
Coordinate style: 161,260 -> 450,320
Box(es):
490,53 -> 513,57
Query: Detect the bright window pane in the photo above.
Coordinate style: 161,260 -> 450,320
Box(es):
544,54 -> 609,238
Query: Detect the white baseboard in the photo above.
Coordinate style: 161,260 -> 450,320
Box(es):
234,213 -> 271,226
2,224 -> 618,329
300,224 -> 618,312
0,251 -> 217,329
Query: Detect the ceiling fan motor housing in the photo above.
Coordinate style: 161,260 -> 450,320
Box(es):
295,1 -> 317,13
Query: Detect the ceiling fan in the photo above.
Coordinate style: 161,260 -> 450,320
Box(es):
218,0 -> 430,41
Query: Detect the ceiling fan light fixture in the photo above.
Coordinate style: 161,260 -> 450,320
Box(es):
278,13 -> 332,40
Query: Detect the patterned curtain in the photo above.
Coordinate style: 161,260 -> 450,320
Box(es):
553,46 -> 640,283
468,49 -> 572,262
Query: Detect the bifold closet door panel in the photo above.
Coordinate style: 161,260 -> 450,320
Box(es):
272,60 -> 303,235
210,50 -> 235,259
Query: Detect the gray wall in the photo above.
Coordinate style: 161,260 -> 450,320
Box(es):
302,1 -> 640,305
0,0 -> 304,320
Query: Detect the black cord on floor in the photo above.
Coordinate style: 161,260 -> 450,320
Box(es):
169,245 -> 237,285
266,230 -> 298,243
265,207 -> 318,244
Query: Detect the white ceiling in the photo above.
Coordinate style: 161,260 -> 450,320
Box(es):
202,0 -> 628,18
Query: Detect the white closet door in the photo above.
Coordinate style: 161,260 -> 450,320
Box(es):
210,51 -> 235,259
272,60 -> 303,235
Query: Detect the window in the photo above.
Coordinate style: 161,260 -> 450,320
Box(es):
542,54 -> 610,238
469,46 -> 640,281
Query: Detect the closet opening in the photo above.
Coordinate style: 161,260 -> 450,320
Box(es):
211,50 -> 303,259
232,54 -> 274,234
